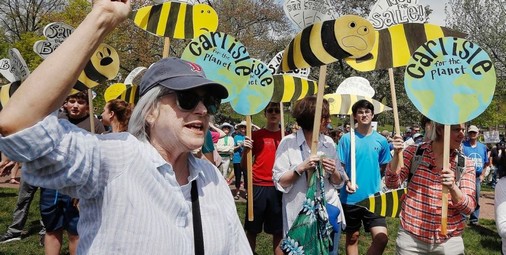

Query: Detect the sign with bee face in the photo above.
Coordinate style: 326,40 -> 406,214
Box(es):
281,15 -> 376,71
72,43 -> 120,94
368,0 -> 426,30
230,59 -> 274,115
404,37 -> 496,125
345,23 -> 467,72
33,22 -> 74,59
182,32 -> 251,103
283,0 -> 338,30
130,2 -> 218,40
271,74 -> 317,103
267,51 -> 310,78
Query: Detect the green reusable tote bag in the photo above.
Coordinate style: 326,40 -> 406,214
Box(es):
280,161 -> 333,255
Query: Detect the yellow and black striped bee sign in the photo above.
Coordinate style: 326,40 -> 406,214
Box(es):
104,83 -> 139,106
345,23 -> 468,72
72,43 -> 120,94
281,15 -> 375,72
323,93 -> 391,115
357,188 -> 407,218
130,2 -> 219,40
0,81 -> 21,111
119,86 -> 139,105
271,74 -> 317,103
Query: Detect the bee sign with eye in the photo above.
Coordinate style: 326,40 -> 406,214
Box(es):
182,32 -> 251,103
404,37 -> 496,125
281,15 -> 375,71
72,43 -> 120,93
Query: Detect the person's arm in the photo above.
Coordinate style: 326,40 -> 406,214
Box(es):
0,0 -> 130,136
240,136 -> 252,170
496,178 -> 506,239
387,135 -> 404,175
447,158 -> 477,214
209,122 -> 226,139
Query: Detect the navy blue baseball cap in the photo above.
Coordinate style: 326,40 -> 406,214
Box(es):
139,57 -> 228,99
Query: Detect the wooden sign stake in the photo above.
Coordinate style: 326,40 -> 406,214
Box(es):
280,102 -> 285,138
163,37 -> 171,58
441,125 -> 450,234
388,68 -> 403,167
350,116 -> 356,188
246,115 -> 254,221
308,65 -> 327,180
88,88 -> 95,134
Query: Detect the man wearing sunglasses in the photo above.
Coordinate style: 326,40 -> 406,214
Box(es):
0,1 -> 251,254
241,103 -> 284,254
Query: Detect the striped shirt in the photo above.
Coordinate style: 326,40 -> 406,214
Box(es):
0,114 -> 251,255
385,142 -> 476,244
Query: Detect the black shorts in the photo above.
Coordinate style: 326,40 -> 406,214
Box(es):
342,204 -> 386,233
244,185 -> 283,235
40,188 -> 79,235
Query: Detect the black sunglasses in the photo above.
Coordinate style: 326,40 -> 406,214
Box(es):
166,90 -> 220,114
266,108 -> 280,114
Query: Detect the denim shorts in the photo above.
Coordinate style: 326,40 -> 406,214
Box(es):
40,188 -> 79,235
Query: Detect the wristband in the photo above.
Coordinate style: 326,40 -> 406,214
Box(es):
294,169 -> 302,176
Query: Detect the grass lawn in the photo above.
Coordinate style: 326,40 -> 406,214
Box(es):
0,187 -> 501,254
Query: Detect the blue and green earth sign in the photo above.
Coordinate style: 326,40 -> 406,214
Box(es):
404,37 -> 496,125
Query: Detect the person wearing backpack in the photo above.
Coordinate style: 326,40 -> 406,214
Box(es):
385,122 -> 476,254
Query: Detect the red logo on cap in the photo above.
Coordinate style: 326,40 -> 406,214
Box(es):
187,62 -> 203,73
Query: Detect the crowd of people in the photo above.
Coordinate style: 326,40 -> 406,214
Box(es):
0,1 -> 504,254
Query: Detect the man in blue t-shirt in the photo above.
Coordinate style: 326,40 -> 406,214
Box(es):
338,99 -> 392,255
462,125 -> 490,226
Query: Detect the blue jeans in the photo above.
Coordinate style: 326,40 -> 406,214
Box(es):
329,222 -> 341,255
470,177 -> 481,223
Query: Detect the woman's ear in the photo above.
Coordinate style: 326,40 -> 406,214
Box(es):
146,111 -> 156,127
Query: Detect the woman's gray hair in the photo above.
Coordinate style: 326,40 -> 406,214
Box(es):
128,86 -> 171,142
429,122 -> 441,141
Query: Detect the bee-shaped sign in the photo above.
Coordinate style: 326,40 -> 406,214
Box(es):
72,44 -> 120,94
104,67 -> 145,104
105,84 -> 139,105
0,81 -> 21,111
345,23 -> 468,72
271,74 -> 318,103
130,1 -> 219,39
33,22 -> 120,94
357,188 -> 407,218
281,15 -> 376,71
323,93 -> 391,115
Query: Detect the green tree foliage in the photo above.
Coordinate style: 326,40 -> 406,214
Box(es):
0,0 -> 66,44
446,0 -> 506,128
